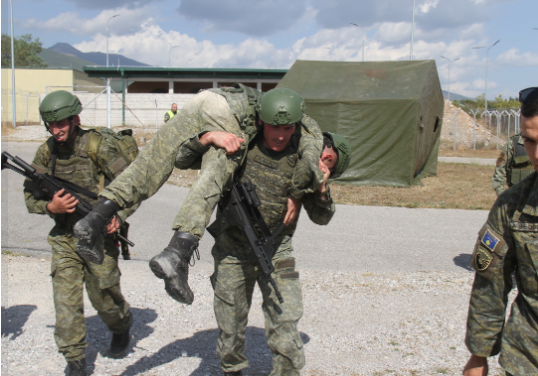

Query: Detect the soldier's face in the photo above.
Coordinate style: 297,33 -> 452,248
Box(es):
262,123 -> 296,152
48,119 -> 71,142
321,145 -> 338,169
521,114 -> 538,171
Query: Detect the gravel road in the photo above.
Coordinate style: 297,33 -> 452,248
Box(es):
1,135 -> 507,376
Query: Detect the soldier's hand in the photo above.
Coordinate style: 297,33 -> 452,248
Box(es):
317,159 -> 331,194
46,189 -> 79,214
462,355 -> 488,376
200,131 -> 245,155
106,216 -> 121,234
284,197 -> 302,225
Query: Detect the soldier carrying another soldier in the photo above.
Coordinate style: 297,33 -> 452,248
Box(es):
74,85 -> 326,306
185,89 -> 350,375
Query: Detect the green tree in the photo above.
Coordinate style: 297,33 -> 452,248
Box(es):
1,33 -> 48,67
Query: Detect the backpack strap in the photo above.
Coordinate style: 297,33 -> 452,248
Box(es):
44,136 -> 57,176
86,127 -> 103,169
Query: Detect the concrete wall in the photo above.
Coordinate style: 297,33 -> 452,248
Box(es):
71,92 -> 196,128
1,68 -> 102,124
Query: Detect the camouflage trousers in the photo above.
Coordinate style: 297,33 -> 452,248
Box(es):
211,246 -> 304,375
99,91 -> 246,240
48,225 -> 131,361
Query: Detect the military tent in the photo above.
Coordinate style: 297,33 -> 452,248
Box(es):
277,60 -> 445,187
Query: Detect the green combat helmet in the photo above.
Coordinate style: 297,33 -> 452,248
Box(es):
256,88 -> 305,125
39,90 -> 82,125
323,132 -> 351,179
39,90 -> 83,144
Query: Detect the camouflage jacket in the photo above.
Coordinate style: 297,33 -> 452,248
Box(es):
466,172 -> 538,375
210,137 -> 335,258
24,129 -> 138,228
492,135 -> 533,196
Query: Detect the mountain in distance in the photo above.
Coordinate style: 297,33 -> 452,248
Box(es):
48,42 -> 149,67
38,48 -> 96,71
442,90 -> 472,101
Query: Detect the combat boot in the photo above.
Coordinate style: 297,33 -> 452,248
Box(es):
149,231 -> 199,304
110,327 -> 130,357
224,371 -> 243,376
74,198 -> 119,264
67,358 -> 87,376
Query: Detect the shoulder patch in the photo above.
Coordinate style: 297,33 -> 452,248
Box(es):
475,247 -> 493,271
481,229 -> 500,252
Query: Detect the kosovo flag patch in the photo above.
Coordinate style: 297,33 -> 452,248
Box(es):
481,230 -> 500,252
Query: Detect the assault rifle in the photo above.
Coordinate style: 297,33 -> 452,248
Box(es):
208,175 -> 285,304
1,152 -> 134,259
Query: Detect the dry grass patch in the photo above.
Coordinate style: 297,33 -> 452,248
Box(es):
438,149 -> 501,158
166,163 -> 497,210
330,163 -> 497,210
1,122 -> 17,136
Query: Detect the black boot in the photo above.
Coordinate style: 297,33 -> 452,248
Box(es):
149,231 -> 199,304
67,358 -> 87,376
110,327 -> 130,358
74,198 -> 119,264
224,371 -> 243,376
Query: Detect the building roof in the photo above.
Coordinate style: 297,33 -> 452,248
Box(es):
83,66 -> 288,80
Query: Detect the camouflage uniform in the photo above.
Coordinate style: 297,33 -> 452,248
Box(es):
209,137 -> 335,375
492,135 -> 534,196
23,129 -> 135,362
99,86 -> 324,240
466,172 -> 538,375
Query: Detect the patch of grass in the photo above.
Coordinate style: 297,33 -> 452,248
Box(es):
330,163 -> 497,210
1,250 -> 29,257
362,272 -> 376,277
436,368 -> 450,374
450,346 -> 456,350
438,148 -> 501,158
1,122 -> 17,136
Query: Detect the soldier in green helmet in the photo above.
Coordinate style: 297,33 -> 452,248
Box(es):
492,133 -> 534,196
74,85 -> 326,306
190,95 -> 351,375
23,90 -> 137,376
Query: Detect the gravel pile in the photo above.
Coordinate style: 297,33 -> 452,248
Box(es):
2,254 -> 508,376
441,100 -> 496,149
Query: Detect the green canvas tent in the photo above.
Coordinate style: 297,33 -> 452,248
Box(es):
277,60 -> 445,187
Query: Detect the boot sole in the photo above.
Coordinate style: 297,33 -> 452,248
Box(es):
149,257 -> 194,305
73,223 -> 104,265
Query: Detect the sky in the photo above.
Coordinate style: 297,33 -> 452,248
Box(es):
1,0 -> 537,100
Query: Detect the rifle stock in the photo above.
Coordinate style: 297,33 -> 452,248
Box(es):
2,151 -> 134,254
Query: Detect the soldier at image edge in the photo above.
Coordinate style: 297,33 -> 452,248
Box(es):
492,132 -> 534,196
23,90 -> 139,376
462,86 -> 538,376
73,84 -> 326,306
195,125 -> 350,375
164,103 -> 178,123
